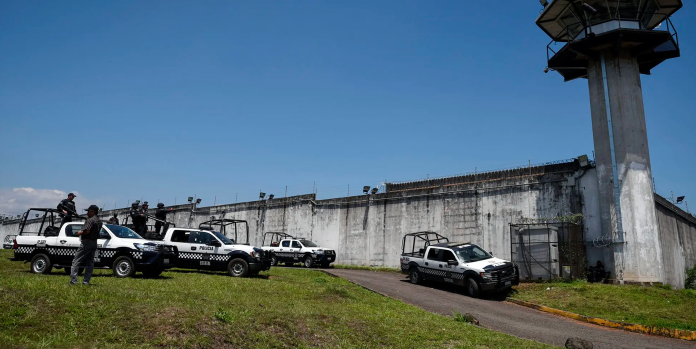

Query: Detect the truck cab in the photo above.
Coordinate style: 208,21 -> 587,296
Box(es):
262,232 -> 336,268
159,222 -> 271,277
400,232 -> 518,297
12,208 -> 177,278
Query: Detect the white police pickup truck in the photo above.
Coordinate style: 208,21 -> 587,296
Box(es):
262,232 -> 336,268
400,232 -> 519,297
157,226 -> 271,277
11,208 -> 177,278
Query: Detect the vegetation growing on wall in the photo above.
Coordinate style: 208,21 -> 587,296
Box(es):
686,265 -> 696,290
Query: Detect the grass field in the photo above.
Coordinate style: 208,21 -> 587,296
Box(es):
0,250 -> 550,349
510,281 -> 696,331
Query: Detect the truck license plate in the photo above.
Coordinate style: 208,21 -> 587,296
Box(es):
505,281 -> 511,286
164,259 -> 169,264
200,261 -> 210,266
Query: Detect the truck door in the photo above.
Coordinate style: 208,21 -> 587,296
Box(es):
60,223 -> 84,265
95,228 -> 112,266
168,230 -> 197,268
277,240 -> 291,262
439,249 -> 458,284
291,240 -> 303,261
192,231 -> 219,268
424,247 -> 442,282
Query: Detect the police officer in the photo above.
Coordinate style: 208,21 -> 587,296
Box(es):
129,202 -> 142,233
154,203 -> 170,237
57,193 -> 77,227
140,202 -> 150,237
108,213 -> 119,225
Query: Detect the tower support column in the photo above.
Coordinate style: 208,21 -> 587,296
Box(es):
587,49 -> 663,282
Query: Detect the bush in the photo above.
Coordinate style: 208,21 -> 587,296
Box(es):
686,265 -> 696,290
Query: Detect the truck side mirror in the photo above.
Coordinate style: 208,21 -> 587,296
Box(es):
447,260 -> 458,266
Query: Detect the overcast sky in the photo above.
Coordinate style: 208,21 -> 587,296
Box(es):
1,1 -> 694,215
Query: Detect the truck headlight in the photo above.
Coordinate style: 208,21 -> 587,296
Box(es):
134,243 -> 157,252
480,272 -> 493,280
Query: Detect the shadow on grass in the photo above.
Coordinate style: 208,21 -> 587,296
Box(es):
20,270 -> 174,280
397,278 -> 515,302
166,269 -> 270,279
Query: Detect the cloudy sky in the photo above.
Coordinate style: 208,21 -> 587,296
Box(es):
0,188 -> 98,216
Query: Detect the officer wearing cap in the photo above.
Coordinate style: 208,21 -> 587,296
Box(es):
108,213 -> 119,225
57,193 -> 77,227
69,204 -> 102,285
154,203 -> 170,238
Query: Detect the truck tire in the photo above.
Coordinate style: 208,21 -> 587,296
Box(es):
142,269 -> 163,278
227,258 -> 249,277
270,254 -> 278,266
113,256 -> 135,278
465,278 -> 481,298
64,267 -> 84,275
409,268 -> 422,285
30,253 -> 52,274
303,255 -> 314,268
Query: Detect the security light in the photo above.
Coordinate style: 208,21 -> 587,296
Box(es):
371,188 -> 378,195
268,194 -> 274,200
363,186 -> 370,194
135,200 -> 140,204
211,216 -> 216,220
539,0 -> 548,7
188,197 -> 193,203
259,192 -> 266,200
35,214 -> 39,218
677,196 -> 685,204
196,198 -> 202,204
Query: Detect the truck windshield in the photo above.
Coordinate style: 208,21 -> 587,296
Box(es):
300,240 -> 318,247
452,245 -> 492,263
210,231 -> 235,244
106,225 -> 142,239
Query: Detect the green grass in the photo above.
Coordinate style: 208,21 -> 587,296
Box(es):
0,250 -> 550,349
331,264 -> 401,273
510,280 -> 696,331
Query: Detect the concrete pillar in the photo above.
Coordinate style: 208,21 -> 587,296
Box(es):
587,49 -> 663,282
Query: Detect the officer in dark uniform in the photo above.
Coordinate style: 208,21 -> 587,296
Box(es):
108,213 -> 119,225
57,193 -> 77,227
129,202 -> 142,233
140,202 -> 150,237
154,203 -> 170,238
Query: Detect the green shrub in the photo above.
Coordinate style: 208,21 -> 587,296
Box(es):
686,265 -> 696,290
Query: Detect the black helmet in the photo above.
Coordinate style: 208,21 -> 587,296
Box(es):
157,203 -> 164,208
131,202 -> 138,208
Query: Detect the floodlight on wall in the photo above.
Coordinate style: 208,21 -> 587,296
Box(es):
363,186 -> 370,194
677,196 -> 685,204
259,192 -> 266,200
188,197 -> 193,203
196,198 -> 202,204
35,214 -> 39,218
539,0 -> 548,7
135,200 -> 140,204
268,194 -> 274,200
370,188 -> 378,195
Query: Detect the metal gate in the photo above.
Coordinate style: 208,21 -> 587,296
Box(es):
510,222 -> 585,281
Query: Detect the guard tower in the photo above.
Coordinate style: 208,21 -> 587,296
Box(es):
536,0 -> 682,283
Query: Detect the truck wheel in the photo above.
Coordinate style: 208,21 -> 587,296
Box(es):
465,278 -> 481,298
142,269 -> 163,278
227,258 -> 249,277
63,267 -> 84,275
270,254 -> 278,266
409,268 -> 422,285
31,254 -> 52,274
113,256 -> 135,278
303,255 -> 314,268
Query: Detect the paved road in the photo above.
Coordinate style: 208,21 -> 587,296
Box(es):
325,269 -> 695,349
